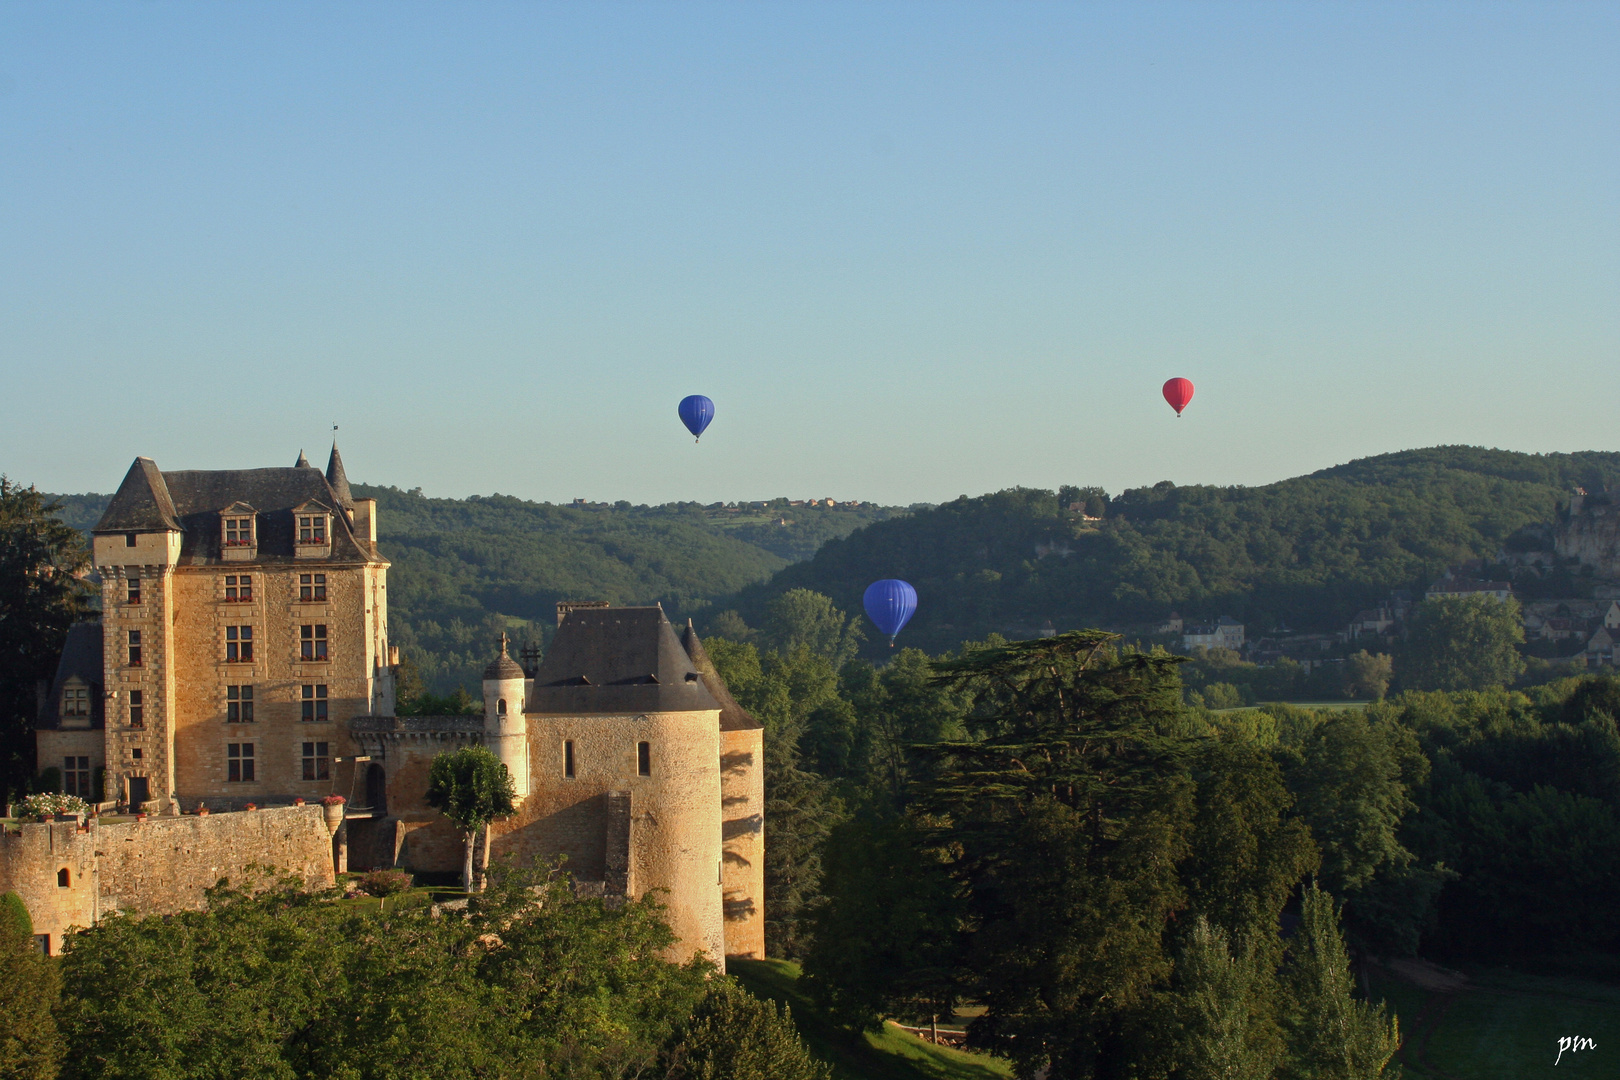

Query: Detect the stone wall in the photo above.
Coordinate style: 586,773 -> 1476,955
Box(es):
719,726 -> 765,960
0,805 -> 335,953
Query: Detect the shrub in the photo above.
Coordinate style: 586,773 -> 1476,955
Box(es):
20,793 -> 90,820
358,870 -> 413,898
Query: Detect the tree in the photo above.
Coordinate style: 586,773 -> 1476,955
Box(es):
0,892 -> 61,1080
919,632 -> 1198,1078
1141,917 -> 1285,1080
801,812 -> 962,1032
669,978 -> 830,1080
1402,596 -> 1525,692
1279,885 -> 1400,1080
425,746 -> 516,892
761,589 -> 863,666
1343,652 -> 1393,700
0,480 -> 95,803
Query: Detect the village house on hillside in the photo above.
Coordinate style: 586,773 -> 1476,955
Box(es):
1183,616 -> 1244,652
16,450 -> 763,966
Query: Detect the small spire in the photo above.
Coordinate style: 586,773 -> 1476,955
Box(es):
295,449 -> 311,468
499,631 -> 510,658
326,439 -> 354,510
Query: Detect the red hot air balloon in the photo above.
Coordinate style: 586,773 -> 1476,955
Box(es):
1162,378 -> 1195,417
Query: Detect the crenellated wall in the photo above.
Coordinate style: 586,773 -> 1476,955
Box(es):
0,805 -> 335,953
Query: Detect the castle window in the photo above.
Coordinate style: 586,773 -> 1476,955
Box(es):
301,684 -> 328,722
223,516 -> 253,547
497,698 -> 507,716
564,740 -> 575,779
299,573 -> 326,601
127,631 -> 142,667
128,690 -> 143,729
133,748 -> 142,760
227,685 -> 254,722
298,515 -> 327,545
300,624 -> 328,661
225,625 -> 253,662
301,741 -> 330,781
60,679 -> 90,726
34,934 -> 49,956
225,575 -> 253,602
637,741 -> 651,777
127,571 -> 141,605
63,756 -> 90,798
227,743 -> 255,782
57,868 -> 70,888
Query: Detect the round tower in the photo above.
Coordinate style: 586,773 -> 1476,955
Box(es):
482,634 -> 529,799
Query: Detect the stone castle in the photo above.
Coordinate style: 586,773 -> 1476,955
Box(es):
12,448 -> 763,966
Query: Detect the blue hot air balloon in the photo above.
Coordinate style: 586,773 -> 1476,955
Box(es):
864,579 -> 918,647
678,395 -> 715,442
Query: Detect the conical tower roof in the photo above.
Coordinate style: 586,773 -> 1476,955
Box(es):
682,620 -> 762,731
325,441 -> 354,510
295,450 -> 312,468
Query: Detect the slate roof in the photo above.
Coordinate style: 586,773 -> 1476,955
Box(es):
92,457 -> 385,566
682,622 -> 761,732
325,442 -> 354,510
38,622 -> 104,730
528,606 -> 721,715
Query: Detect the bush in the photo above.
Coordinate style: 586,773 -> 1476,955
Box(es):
20,793 -> 89,820
357,870 -> 413,898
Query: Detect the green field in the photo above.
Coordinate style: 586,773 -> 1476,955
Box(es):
729,959 -> 1012,1080
1371,964 -> 1620,1078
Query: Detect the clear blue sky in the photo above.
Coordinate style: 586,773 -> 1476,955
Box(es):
2,3 -> 1615,505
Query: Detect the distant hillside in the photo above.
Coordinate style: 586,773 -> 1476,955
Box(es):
41,485 -> 902,692
716,447 -> 1620,657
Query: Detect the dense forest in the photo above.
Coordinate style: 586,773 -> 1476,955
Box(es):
718,447 -> 1620,657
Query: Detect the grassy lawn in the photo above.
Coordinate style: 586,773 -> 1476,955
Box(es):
729,959 -> 1012,1080
1371,963 -> 1620,1078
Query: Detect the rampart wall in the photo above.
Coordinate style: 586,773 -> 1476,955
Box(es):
0,805 -> 335,952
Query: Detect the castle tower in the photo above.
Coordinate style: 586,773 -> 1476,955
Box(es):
482,633 -> 530,799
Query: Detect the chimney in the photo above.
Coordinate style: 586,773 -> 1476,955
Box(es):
353,498 -> 377,542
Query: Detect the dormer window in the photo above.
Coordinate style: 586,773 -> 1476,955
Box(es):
219,503 -> 257,562
292,502 -> 333,559
60,677 -> 91,729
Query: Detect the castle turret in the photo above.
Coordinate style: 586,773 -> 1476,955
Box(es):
483,634 -> 530,799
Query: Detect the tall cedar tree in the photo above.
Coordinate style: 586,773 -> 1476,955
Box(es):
0,480 -> 94,801
920,631 -> 1198,1079
425,746 -> 516,892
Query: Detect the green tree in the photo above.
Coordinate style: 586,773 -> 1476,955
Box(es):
0,480 -> 95,802
920,632 -> 1197,1078
761,589 -> 863,666
669,978 -> 831,1080
1343,652 -> 1393,700
1279,885 -> 1400,1080
1142,917 -> 1285,1080
0,891 -> 61,1080
425,746 -> 517,892
839,648 -> 970,798
1402,596 -> 1525,692
801,812 -> 962,1032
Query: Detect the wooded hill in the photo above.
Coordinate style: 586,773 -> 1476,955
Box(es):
718,447 -> 1620,657
44,486 -> 902,691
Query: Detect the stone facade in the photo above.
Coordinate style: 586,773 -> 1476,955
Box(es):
34,449 -> 763,968
40,448 -> 392,813
0,805 -> 335,955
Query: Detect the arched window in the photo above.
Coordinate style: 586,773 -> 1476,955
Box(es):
497,699 -> 507,715
57,868 -> 70,888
